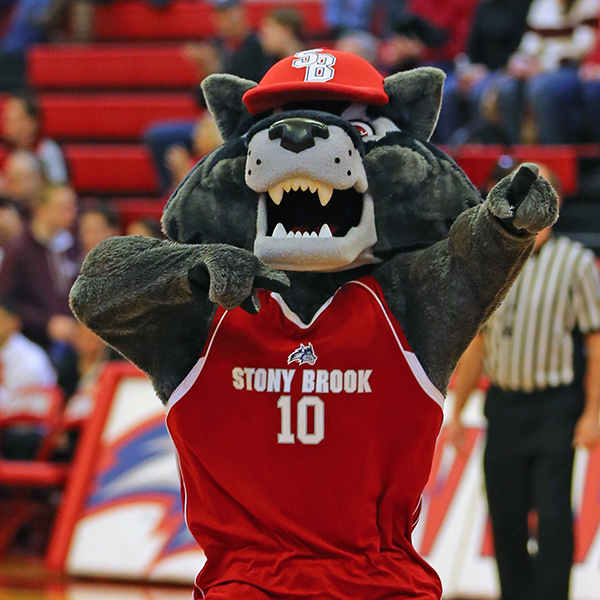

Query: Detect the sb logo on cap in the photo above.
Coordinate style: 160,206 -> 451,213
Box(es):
291,49 -> 336,83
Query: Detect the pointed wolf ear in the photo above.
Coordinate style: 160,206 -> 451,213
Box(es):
383,67 -> 445,141
201,74 -> 257,141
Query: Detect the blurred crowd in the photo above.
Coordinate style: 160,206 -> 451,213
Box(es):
143,0 -> 600,193
327,0 -> 600,146
0,89 -> 165,529
3,0 -> 600,187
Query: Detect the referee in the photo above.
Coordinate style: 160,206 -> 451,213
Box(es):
447,165 -> 600,600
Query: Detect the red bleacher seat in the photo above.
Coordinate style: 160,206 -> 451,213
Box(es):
445,145 -> 505,192
113,198 -> 167,228
40,93 -> 199,140
92,0 -> 327,41
65,144 -> 159,194
0,386 -> 70,557
0,386 -> 67,478
447,145 -> 578,196
512,146 -> 578,196
28,45 -> 198,90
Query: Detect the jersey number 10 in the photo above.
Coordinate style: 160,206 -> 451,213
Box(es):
277,395 -> 324,445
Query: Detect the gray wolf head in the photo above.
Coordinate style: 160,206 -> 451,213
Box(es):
163,49 -> 480,272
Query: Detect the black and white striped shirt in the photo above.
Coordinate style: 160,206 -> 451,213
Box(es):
482,236 -> 600,392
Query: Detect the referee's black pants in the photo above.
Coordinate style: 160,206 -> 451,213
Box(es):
483,384 -> 584,600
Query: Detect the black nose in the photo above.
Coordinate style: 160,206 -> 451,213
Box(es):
268,118 -> 329,153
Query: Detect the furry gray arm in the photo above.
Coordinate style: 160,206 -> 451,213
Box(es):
69,235 -> 288,402
376,168 -> 558,394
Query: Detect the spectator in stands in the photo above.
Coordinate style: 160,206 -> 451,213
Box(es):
145,0 -> 288,193
573,19 -> 600,141
56,203 -> 122,404
0,0 -> 64,57
0,0 -> 68,90
380,0 -> 479,75
325,0 -> 406,37
379,12 -> 446,73
0,150 -> 45,216
126,216 -> 164,239
532,9 -> 600,143
0,184 -> 80,354
51,321 -> 111,462
56,321 -> 109,415
160,8 -> 304,191
497,0 -> 599,144
325,0 -> 376,35
1,90 -> 68,185
163,113 -> 222,190
0,295 -> 56,400
78,202 -> 122,256
258,8 -> 304,61
0,196 -> 23,268
435,0 -> 534,144
0,295 -> 57,461
183,0 -> 273,83
335,30 -> 380,66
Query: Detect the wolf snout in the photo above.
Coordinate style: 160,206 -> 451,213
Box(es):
268,118 -> 330,153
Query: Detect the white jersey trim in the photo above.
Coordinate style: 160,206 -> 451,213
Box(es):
411,496 -> 423,532
348,280 -> 446,409
166,310 -> 228,413
270,292 -> 335,328
164,415 -> 207,599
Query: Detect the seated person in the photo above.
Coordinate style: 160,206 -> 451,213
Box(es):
0,195 -> 23,268
0,150 -> 45,217
0,295 -> 56,460
436,0 -> 533,144
145,2 -> 304,193
78,201 -> 122,256
1,90 -> 68,184
496,0 -> 599,144
126,216 -> 164,239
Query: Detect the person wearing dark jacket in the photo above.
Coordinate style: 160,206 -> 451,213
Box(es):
0,184 -> 80,352
144,0 -> 301,193
435,0 -> 534,143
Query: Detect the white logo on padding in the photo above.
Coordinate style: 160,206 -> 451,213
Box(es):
292,49 -> 336,83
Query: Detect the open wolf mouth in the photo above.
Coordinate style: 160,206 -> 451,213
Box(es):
265,177 -> 363,238
246,119 -> 378,271
254,180 -> 377,272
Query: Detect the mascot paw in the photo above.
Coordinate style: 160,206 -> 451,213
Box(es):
486,163 -> 559,235
189,245 -> 290,313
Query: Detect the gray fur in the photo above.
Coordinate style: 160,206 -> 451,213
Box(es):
201,74 -> 257,141
70,68 -> 559,403
162,153 -> 256,248
383,68 -> 445,141
70,237 -> 288,400
365,136 -> 480,252
195,244 -> 289,310
487,163 -> 558,232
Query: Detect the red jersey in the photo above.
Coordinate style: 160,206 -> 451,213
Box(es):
166,276 -> 444,599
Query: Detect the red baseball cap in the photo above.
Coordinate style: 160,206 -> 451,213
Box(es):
242,48 -> 389,115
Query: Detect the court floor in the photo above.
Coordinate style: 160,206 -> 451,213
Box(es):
0,560 -> 191,600
0,560 -> 483,600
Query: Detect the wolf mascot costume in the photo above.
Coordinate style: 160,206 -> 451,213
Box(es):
70,50 -> 558,599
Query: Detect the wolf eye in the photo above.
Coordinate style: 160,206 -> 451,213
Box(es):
350,121 -> 374,137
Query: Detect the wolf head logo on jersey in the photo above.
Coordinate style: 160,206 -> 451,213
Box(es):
287,342 -> 318,366
162,48 -> 480,272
